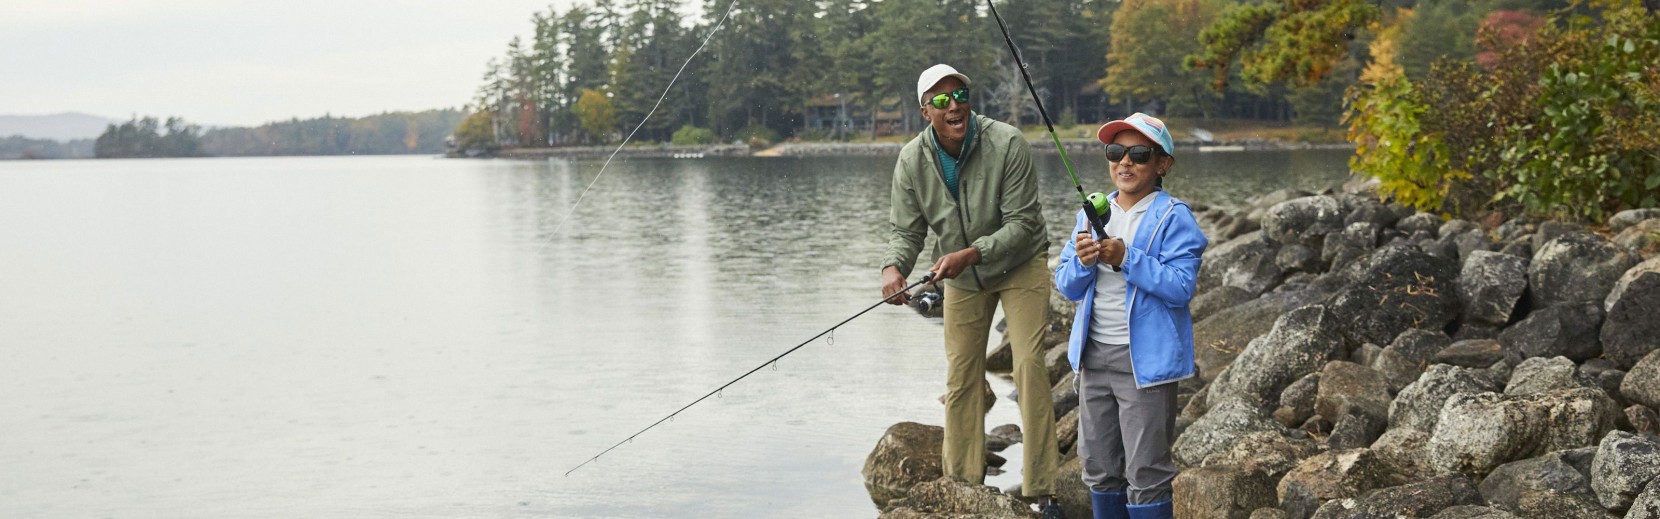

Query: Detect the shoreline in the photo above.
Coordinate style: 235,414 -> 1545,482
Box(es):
456,138 -> 1354,160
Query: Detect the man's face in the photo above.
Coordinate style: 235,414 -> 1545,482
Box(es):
920,76 -> 970,147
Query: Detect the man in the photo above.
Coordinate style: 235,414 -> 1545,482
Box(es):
879,64 -> 1062,517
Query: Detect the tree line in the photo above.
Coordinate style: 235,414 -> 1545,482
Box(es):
459,0 -> 1656,222
93,110 -> 465,158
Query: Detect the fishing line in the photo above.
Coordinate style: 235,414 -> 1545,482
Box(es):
563,272 -> 937,477
540,0 -> 741,247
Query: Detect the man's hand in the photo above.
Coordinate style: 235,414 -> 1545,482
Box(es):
930,247 -> 980,281
881,266 -> 911,305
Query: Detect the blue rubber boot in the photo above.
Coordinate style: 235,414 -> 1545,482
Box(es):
1125,501 -> 1172,519
1090,491 -> 1128,519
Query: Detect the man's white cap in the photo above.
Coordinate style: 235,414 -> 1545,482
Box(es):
916,64 -> 971,106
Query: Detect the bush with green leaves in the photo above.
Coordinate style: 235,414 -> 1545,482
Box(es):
671,125 -> 715,146
1347,0 -> 1659,222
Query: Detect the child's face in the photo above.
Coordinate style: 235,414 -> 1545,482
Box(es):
1107,130 -> 1167,199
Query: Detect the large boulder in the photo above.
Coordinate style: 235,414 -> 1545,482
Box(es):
1373,329 -> 1454,394
1200,230 -> 1285,298
864,422 -> 946,509
1263,195 -> 1347,249
1206,305 -> 1345,410
1613,219 -> 1660,258
1198,429 -> 1326,480
1428,388 -> 1620,476
1497,302 -> 1605,363
1195,289 -> 1325,382
1504,356 -> 1584,396
1478,449 -> 1610,517
1624,350 -> 1660,410
1629,479 -> 1660,519
1322,222 -> 1382,270
1309,474 -> 1483,519
877,477 -> 1038,519
1314,361 -> 1392,433
1370,428 -> 1436,481
1174,400 -> 1280,468
1458,250 -> 1528,328
1398,213 -> 1443,238
1174,465 -> 1280,519
1389,364 -> 1504,433
1193,285 -> 1254,323
1277,449 -> 1406,518
1603,258 -> 1660,369
1610,209 -> 1660,232
1275,372 -> 1322,428
1528,232 -> 1639,309
1326,244 -> 1462,348
1592,430 -> 1660,512
1428,505 -> 1521,518
1436,339 -> 1507,368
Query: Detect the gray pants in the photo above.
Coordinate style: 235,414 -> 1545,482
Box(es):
1077,339 -> 1179,504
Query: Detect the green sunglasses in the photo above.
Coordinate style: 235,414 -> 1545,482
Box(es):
925,87 -> 970,108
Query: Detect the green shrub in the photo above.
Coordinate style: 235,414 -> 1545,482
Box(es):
671,125 -> 715,145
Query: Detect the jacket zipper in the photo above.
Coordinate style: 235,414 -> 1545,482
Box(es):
1123,196 -> 1179,388
928,122 -> 984,290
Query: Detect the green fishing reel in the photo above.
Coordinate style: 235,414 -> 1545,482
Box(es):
1086,192 -> 1110,217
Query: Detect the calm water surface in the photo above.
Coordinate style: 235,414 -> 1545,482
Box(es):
0,150 -> 1350,518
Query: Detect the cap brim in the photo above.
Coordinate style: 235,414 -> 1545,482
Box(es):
1096,121 -> 1138,145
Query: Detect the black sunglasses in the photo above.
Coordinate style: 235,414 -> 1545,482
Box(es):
1105,143 -> 1157,164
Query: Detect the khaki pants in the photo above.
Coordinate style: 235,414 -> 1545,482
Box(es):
941,253 -> 1058,496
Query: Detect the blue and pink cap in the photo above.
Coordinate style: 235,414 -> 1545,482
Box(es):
1097,113 -> 1174,156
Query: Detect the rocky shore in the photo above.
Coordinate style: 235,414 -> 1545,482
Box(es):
861,180 -> 1660,518
462,137 -> 1350,160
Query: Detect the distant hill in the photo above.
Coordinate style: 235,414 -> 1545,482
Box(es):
0,113 -> 119,141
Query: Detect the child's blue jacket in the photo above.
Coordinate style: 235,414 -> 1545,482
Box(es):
1053,189 -> 1208,388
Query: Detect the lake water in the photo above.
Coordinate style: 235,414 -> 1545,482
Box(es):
0,149 -> 1352,518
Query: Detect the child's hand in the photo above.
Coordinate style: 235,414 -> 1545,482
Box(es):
1074,231 -> 1099,267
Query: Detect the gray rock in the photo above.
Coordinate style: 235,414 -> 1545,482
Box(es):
938,377 -> 997,415
1341,195 -> 1404,230
1459,250 -> 1528,327
1326,244 -> 1462,348
1352,343 -> 1385,368
1174,464 -> 1279,519
1622,350 -> 1660,411
1200,230 -> 1286,298
1370,428 -> 1436,481
1428,505 -> 1522,518
1049,455 -> 1091,518
1452,323 -> 1502,341
1436,339 -> 1507,368
1613,219 -> 1660,258
1316,361 -> 1392,430
1628,478 -> 1660,519
1246,189 -> 1319,224
1207,305 -> 1345,410
1178,383 -> 1210,438
1050,371 -> 1079,419
1399,213 -> 1444,238
1629,405 -> 1660,436
1389,364 -> 1504,433
1505,356 -> 1582,396
1276,371 -> 1322,427
1533,221 -> 1584,252
1194,285 -> 1254,323
1251,508 -> 1292,519
1263,196 -> 1347,249
1603,259 -> 1660,369
1498,302 -> 1605,363
1328,413 -> 1387,451
987,424 -> 1022,452
1528,232 -> 1639,309
987,336 -> 1013,373
1056,408 -> 1079,456
1277,449 -> 1407,517
1309,473 -> 1482,519
1323,222 -> 1381,269
1479,450 -> 1610,517
1174,400 -> 1279,468
1375,329 -> 1454,394
1044,344 -> 1069,387
878,476 -> 1038,518
1195,289 -> 1327,382
1450,228 -> 1497,263
1498,239 -> 1533,260
1279,243 -> 1322,274
864,422 -> 946,509
1591,430 -> 1660,511
1610,209 -> 1660,232
1429,388 -> 1620,476
1199,430 -> 1326,479
1494,217 -> 1536,243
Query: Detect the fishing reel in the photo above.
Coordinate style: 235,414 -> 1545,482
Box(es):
1086,192 -> 1110,218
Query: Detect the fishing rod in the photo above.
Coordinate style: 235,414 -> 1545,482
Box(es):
984,0 -> 1118,271
563,271 -> 938,477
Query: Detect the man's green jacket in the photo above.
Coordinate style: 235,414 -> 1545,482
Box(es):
881,113 -> 1048,291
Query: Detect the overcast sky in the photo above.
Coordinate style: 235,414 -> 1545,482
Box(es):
0,0 -> 653,127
